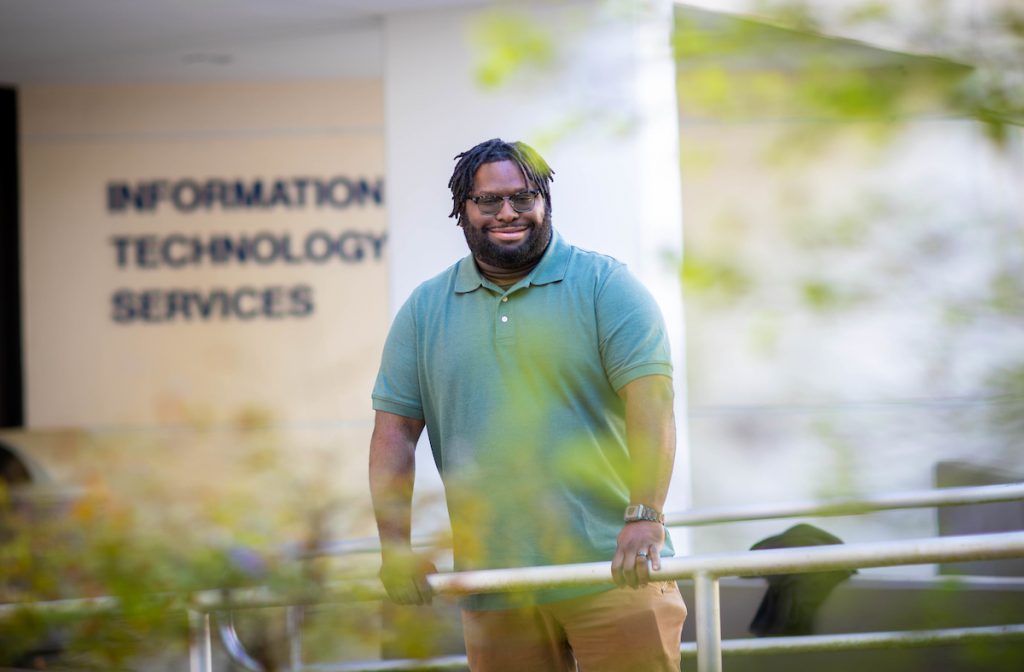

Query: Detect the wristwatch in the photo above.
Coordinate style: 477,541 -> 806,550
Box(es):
624,504 -> 665,524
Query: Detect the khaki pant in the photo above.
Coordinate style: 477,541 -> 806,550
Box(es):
461,582 -> 687,672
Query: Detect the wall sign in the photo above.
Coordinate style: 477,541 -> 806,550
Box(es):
20,81 -> 388,428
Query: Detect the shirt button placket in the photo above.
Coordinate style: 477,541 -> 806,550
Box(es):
497,294 -> 513,342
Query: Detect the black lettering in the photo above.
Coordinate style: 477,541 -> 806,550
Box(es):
234,181 -> 264,207
111,236 -> 132,267
304,231 -> 334,263
209,235 -> 250,264
250,233 -> 280,264
280,234 -> 303,264
315,177 -> 348,208
359,178 -> 384,206
369,232 -> 387,259
149,182 -> 169,211
106,176 -> 381,212
136,236 -> 160,269
338,232 -> 365,261
138,290 -> 163,322
232,287 -> 260,320
267,180 -> 291,208
315,179 -> 329,207
187,289 -> 214,318
108,184 -> 131,212
205,180 -> 230,210
203,289 -> 231,319
171,179 -> 202,212
262,287 -> 287,318
111,286 -> 320,323
165,291 -> 188,320
329,177 -> 354,207
292,177 -> 310,207
111,290 -> 136,323
161,234 -> 194,268
290,284 -> 314,317
106,181 -> 166,212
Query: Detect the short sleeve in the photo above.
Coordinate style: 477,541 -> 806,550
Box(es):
372,296 -> 424,420
596,265 -> 673,391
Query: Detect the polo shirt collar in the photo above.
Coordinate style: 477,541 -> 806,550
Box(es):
454,228 -> 571,294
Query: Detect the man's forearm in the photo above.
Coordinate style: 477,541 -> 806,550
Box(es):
622,375 -> 676,510
368,411 -> 434,604
368,411 -> 425,551
613,374 -> 676,586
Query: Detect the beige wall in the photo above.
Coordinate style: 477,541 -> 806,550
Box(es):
20,80 -> 386,430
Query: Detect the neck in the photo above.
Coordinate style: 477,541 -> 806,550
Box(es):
476,256 -> 540,288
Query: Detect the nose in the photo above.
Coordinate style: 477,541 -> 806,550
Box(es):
494,197 -> 519,223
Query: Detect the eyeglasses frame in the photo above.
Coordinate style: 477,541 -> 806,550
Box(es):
466,189 -> 541,215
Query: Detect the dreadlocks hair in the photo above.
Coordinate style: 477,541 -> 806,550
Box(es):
448,138 -> 555,225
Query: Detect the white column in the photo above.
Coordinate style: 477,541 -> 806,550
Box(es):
383,0 -> 690,549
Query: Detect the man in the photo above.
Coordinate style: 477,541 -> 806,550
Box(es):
369,138 -> 686,671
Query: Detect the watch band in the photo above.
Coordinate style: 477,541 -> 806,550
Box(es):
624,504 -> 665,525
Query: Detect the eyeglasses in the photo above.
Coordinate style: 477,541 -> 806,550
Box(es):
467,190 -> 540,215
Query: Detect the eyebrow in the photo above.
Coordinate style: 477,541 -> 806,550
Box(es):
473,189 -> 533,196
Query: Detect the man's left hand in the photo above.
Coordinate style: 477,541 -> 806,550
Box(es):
612,520 -> 665,588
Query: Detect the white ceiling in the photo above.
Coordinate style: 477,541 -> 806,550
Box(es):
2,1 -> 996,88
0,0 -> 489,85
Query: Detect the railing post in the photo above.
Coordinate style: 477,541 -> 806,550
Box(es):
189,610 -> 213,672
694,571 -> 723,672
287,605 -> 303,671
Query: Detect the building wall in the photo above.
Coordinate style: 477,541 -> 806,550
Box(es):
676,34 -> 1024,566
10,80 -> 388,545
20,80 -> 386,430
10,0 -> 690,552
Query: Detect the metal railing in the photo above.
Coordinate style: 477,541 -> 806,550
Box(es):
190,529 -> 1024,672
192,481 -> 1024,672
309,482 -> 1024,558
4,483 -> 1023,671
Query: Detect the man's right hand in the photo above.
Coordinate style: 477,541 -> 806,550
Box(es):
380,547 -> 438,605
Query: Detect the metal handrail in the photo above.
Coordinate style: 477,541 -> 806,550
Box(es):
7,531 -> 1020,613
194,530 -> 1024,672
425,531 -> 1024,596
4,484 -> 1022,671
308,482 -> 1024,558
218,612 -> 265,672
665,481 -> 1024,526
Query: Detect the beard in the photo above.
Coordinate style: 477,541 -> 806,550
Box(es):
461,210 -> 553,270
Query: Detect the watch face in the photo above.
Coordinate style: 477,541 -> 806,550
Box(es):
624,504 -> 662,523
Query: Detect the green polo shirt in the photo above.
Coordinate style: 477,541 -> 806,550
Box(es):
373,229 -> 673,609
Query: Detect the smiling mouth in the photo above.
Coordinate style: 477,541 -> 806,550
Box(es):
486,225 -> 530,242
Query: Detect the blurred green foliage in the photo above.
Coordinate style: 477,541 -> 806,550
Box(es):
675,1 -> 1023,134
0,422 -> 370,670
675,16 -> 972,125
673,11 -> 1021,637
0,478 -> 315,669
470,10 -> 557,89
4,1 -> 1022,667
681,250 -> 752,304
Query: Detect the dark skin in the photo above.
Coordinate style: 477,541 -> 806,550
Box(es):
369,159 -> 677,602
610,374 -> 676,588
459,160 -> 552,286
368,411 -> 433,604
369,375 -> 676,603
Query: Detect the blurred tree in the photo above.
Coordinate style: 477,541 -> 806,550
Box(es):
675,0 -> 1024,472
